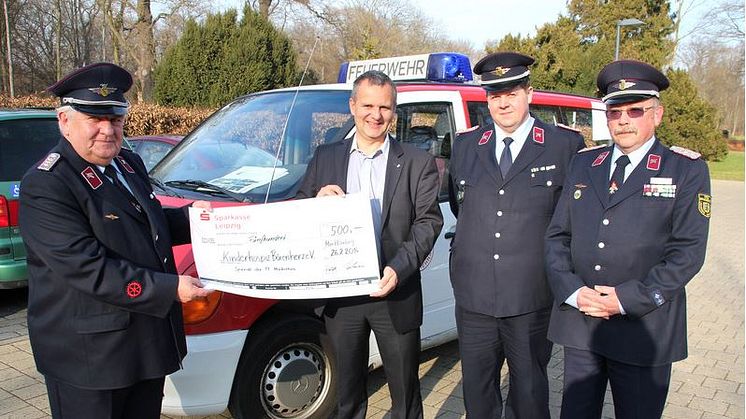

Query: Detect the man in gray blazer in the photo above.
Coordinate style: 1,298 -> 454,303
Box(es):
296,70 -> 443,419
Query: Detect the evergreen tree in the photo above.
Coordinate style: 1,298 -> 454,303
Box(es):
154,7 -> 298,107
486,0 -> 724,160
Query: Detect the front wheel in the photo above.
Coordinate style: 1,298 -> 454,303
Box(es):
228,315 -> 337,419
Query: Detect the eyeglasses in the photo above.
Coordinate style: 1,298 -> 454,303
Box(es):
605,106 -> 656,120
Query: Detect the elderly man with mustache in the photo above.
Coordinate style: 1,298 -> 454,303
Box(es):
544,60 -> 711,419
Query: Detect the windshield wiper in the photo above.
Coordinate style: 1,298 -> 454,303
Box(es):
165,179 -> 251,202
149,176 -> 183,198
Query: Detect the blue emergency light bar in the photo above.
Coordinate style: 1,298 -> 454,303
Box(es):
338,53 -> 473,84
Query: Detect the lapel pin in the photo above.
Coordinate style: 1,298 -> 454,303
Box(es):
80,167 -> 103,189
646,154 -> 661,171
105,213 -> 119,220
592,151 -> 610,167
478,130 -> 493,145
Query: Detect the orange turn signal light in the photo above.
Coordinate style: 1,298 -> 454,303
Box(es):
182,291 -> 222,324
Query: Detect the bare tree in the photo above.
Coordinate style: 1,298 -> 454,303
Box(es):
276,0 -> 475,83
676,0 -> 745,136
99,0 -> 207,101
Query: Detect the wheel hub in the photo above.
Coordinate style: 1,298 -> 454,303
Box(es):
262,344 -> 326,418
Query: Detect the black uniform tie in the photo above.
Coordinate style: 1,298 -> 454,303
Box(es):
609,155 -> 631,198
499,137 -> 513,178
104,164 -> 142,213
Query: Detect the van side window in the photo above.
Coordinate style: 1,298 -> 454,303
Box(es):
467,101 -> 492,127
560,107 -> 593,144
395,103 -> 455,202
530,105 -> 561,125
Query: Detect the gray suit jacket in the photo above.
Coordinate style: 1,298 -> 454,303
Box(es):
296,137 -> 443,333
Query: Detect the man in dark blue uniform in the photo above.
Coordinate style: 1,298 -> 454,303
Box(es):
19,63 -> 212,419
545,60 -> 711,419
448,52 -> 584,418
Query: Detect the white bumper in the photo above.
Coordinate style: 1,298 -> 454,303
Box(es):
161,330 -> 248,416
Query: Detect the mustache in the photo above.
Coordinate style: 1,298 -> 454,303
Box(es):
614,128 -> 637,135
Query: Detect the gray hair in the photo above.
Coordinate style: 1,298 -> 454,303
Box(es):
55,105 -> 129,118
351,70 -> 397,106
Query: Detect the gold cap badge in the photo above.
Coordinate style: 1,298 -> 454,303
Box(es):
618,79 -> 636,90
89,84 -> 117,97
490,66 -> 510,77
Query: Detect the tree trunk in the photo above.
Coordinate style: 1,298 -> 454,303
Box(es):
55,0 -> 61,79
133,0 -> 155,102
3,0 -> 13,97
259,0 -> 272,18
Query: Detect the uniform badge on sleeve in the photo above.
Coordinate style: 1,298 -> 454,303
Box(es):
697,193 -> 711,218
126,280 -> 143,298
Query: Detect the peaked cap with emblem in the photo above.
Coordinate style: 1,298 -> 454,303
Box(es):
47,62 -> 132,116
597,60 -> 669,105
473,52 -> 534,92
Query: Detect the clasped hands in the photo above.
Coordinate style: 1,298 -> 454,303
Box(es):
577,285 -> 621,320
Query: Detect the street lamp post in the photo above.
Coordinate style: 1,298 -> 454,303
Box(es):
615,18 -> 645,61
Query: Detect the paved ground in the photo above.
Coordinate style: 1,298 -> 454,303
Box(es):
0,180 -> 743,419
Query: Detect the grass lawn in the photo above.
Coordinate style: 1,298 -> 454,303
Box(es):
708,151 -> 744,181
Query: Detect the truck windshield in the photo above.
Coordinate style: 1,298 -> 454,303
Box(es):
152,90 -> 353,202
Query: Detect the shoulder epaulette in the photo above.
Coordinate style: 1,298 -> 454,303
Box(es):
670,145 -> 701,160
556,123 -> 581,133
456,125 -> 480,135
577,144 -> 607,153
37,153 -> 61,171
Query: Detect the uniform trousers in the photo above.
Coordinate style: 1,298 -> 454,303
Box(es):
45,375 -> 165,419
561,347 -> 672,419
456,304 -> 552,419
324,298 -> 422,419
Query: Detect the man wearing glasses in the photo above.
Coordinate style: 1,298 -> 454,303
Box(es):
545,60 -> 711,419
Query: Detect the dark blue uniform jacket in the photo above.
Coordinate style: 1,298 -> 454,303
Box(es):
545,139 -> 711,366
448,118 -> 584,317
19,138 -> 190,389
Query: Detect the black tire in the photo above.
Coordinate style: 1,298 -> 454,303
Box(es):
228,315 -> 337,419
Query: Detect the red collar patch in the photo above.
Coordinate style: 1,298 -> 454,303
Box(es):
81,167 -> 103,189
116,156 -> 135,173
592,151 -> 610,167
646,154 -> 661,170
533,127 -> 545,144
126,280 -> 143,298
478,130 -> 493,145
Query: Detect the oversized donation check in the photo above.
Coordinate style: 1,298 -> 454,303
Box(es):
189,193 -> 381,299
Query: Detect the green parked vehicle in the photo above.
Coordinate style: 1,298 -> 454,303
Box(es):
0,109 -> 60,289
